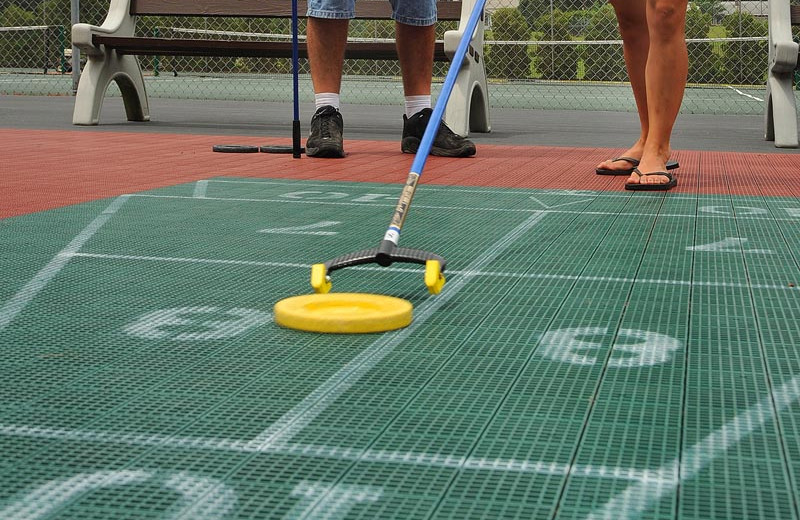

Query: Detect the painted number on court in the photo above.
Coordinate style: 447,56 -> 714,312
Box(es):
687,237 -> 773,254
699,206 -> 768,216
0,470 -> 237,520
285,481 -> 383,520
280,191 -> 395,203
124,307 -> 271,340
702,206 -> 800,219
538,327 -> 681,367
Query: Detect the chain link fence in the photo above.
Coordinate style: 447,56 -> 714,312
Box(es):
1,0 -> 799,114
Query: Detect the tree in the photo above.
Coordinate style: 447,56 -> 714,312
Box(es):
581,3 -> 626,82
485,7 -> 531,80
1,4 -> 39,68
532,9 -> 578,80
517,0 -> 549,33
720,11 -> 768,85
685,5 -> 717,83
692,0 -> 725,24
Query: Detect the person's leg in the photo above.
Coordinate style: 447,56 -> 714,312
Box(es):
396,22 -> 434,118
629,0 -> 688,186
305,17 -> 349,157
307,17 -> 349,97
395,22 -> 435,97
596,0 -> 649,173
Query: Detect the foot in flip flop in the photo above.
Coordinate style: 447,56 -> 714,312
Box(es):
624,167 -> 678,191
596,156 -> 679,176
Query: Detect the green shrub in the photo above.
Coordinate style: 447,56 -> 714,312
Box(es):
581,4 -> 626,82
685,5 -> 718,83
485,7 -> 531,80
531,9 -> 579,80
719,11 -> 768,85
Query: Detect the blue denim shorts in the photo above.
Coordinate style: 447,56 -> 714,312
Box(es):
307,0 -> 436,26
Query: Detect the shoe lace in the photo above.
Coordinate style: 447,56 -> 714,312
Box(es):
319,115 -> 331,138
437,122 -> 456,138
416,111 -> 455,139
432,118 -> 463,144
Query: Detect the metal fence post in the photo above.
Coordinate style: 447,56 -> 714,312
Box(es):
71,0 -> 80,94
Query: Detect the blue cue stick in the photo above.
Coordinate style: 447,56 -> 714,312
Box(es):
377,0 -> 486,262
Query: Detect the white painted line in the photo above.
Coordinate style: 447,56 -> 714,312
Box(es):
529,195 -> 595,209
587,374 -> 800,520
202,179 -> 800,204
688,237 -> 773,254
65,252 -> 800,292
69,253 -> 308,270
0,424 -> 252,451
0,470 -> 152,520
366,449 -> 660,483
258,221 -> 341,235
210,179 -> 398,189
193,180 -> 208,198
128,194 -> 800,222
208,179 -> 603,198
246,212 -> 548,450
0,78 -> 60,84
0,424 -> 658,483
131,193 -> 539,213
0,470 -> 237,520
726,85 -> 764,102
0,196 -> 129,332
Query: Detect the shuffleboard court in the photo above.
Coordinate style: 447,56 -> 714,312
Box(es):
2,177 -> 800,519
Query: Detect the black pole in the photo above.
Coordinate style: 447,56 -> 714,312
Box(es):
71,0 -> 80,94
291,0 -> 302,158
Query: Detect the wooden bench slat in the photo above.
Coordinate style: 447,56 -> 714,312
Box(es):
130,0 -> 463,21
791,5 -> 800,25
93,35 -> 449,61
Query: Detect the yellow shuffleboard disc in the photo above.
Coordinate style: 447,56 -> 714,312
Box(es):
274,293 -> 413,333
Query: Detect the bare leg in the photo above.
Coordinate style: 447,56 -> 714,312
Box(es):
597,0 -> 649,173
307,17 -> 349,94
395,22 -> 435,96
633,0 -> 688,185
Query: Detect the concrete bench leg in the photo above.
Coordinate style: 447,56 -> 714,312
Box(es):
443,40 -> 491,136
443,0 -> 491,137
765,0 -> 799,147
73,52 -> 150,125
766,72 -> 799,148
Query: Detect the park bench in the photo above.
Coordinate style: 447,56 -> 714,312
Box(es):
71,0 -> 490,137
765,2 -> 800,147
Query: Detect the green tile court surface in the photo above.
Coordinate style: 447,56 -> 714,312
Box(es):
2,177 -> 800,519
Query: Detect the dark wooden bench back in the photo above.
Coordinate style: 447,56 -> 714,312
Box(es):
792,5 -> 800,25
130,0 -> 464,21
96,0 -> 467,60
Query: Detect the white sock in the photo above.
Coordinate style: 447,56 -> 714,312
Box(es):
404,95 -> 431,118
315,93 -> 340,111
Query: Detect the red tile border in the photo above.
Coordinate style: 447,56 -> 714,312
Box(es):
2,129 -> 799,218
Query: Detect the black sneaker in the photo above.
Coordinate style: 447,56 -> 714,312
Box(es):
401,108 -> 476,157
306,105 -> 345,158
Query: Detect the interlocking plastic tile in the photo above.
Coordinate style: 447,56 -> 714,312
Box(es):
2,178 -> 800,518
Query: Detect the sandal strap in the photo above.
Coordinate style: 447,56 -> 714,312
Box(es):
631,168 -> 674,180
611,156 -> 640,166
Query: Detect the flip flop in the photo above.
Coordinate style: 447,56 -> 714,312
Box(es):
624,168 -> 678,191
596,156 -> 679,176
